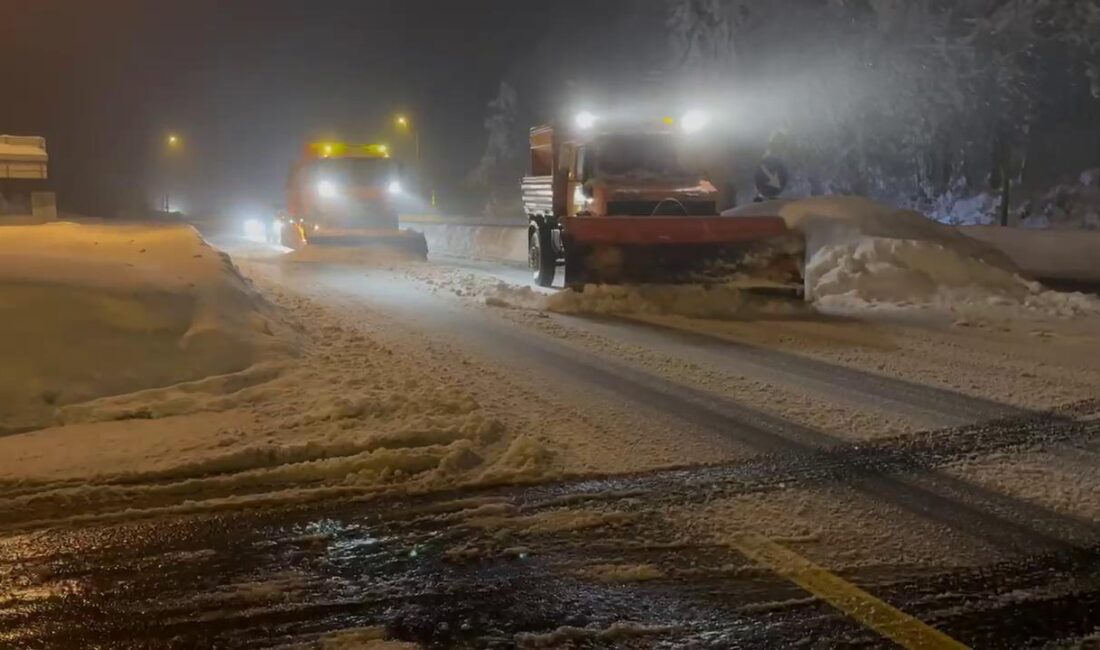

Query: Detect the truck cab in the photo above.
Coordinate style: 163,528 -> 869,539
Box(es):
524,121 -> 729,287
283,142 -> 404,245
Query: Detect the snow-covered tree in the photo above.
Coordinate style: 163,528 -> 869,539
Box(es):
666,0 -> 744,76
468,81 -> 521,216
661,0 -> 1100,211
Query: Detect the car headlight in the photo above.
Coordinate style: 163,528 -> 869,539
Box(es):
387,180 -> 402,194
680,109 -> 710,134
317,180 -> 339,199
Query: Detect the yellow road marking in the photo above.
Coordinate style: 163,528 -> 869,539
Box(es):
730,533 -> 968,649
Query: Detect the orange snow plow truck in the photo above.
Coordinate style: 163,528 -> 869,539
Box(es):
279,141 -> 427,258
523,116 -> 800,289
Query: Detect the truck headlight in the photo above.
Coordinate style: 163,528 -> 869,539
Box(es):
681,109 -> 710,134
317,180 -> 339,199
575,111 -> 598,130
387,180 -> 402,194
243,218 -> 266,242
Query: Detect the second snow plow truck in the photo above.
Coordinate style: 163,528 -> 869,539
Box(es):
523,112 -> 800,289
278,141 -> 427,258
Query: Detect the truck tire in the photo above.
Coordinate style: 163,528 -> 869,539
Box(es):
530,224 -> 556,287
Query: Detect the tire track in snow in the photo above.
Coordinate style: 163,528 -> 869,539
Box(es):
444,315 -> 1100,556
594,314 -> 1020,427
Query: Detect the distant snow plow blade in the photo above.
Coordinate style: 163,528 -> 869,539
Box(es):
561,215 -> 802,290
305,228 -> 428,259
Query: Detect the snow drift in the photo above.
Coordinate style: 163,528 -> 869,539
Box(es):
0,222 -> 292,432
729,197 -> 1100,318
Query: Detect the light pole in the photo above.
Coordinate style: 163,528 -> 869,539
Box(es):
394,115 -> 419,161
395,115 -> 434,206
164,133 -> 182,213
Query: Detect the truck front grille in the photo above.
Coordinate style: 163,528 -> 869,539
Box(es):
606,200 -> 716,216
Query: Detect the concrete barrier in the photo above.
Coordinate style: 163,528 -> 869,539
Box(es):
401,215 -> 527,264
400,214 -> 1100,286
958,225 -> 1100,283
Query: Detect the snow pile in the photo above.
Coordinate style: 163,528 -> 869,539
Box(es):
925,189 -> 1001,226
541,283 -> 805,319
475,277 -> 804,320
731,197 -> 1100,318
1019,168 -> 1100,230
0,222 -> 292,432
284,244 -> 422,265
923,169 -> 1100,230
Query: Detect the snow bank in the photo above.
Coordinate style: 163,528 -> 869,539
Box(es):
0,222 -> 291,432
0,264 -> 561,529
730,197 -> 1100,319
541,283 -> 805,319
424,271 -> 805,321
284,244 -> 422,265
924,169 -> 1100,230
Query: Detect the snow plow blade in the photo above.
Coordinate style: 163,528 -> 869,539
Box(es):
561,215 -> 802,291
305,229 -> 428,259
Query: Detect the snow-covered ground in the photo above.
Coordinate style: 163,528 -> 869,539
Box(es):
927,168 -> 1100,231
3,213 -> 1098,534
0,222 -> 294,433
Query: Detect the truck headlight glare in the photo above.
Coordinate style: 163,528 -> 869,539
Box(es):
681,109 -> 710,134
387,180 -> 402,194
243,218 -> 266,242
575,111 -> 597,130
317,180 -> 339,199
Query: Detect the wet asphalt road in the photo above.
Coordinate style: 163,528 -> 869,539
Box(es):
2,405 -> 1099,648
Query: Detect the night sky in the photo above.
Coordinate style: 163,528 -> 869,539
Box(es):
1,0 -> 639,216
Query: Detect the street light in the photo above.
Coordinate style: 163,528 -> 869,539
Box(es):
394,115 -> 419,161
394,114 -> 435,206
163,133 -> 183,212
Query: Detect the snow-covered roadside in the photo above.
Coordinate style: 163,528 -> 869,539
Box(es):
0,283 -> 552,528
0,228 -> 560,528
0,222 -> 295,432
730,196 -> 1100,321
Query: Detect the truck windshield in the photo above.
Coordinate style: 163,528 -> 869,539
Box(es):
310,158 -> 398,186
593,134 -> 690,178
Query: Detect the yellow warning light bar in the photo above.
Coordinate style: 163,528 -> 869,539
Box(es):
306,142 -> 390,159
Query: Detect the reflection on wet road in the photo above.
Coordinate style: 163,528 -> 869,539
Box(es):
3,411 -> 1100,648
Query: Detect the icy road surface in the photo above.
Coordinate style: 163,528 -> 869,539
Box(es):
2,246 -> 1100,648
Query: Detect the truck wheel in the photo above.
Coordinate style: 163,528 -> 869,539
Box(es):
530,225 -> 556,287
